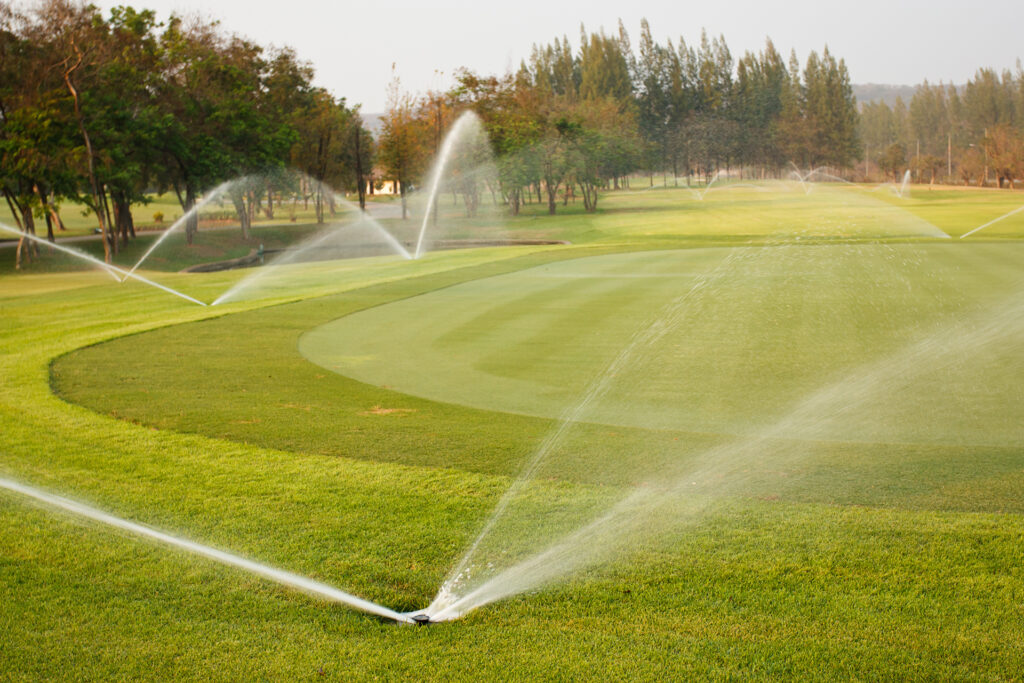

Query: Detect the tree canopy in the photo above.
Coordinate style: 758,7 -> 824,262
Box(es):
0,0 -> 370,264
858,65 -> 1024,187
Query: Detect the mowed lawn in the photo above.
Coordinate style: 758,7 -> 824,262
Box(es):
4,185 -> 1024,679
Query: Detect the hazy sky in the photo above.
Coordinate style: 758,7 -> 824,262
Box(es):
95,0 -> 1023,112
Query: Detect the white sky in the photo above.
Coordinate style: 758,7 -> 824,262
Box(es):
94,0 -> 1023,112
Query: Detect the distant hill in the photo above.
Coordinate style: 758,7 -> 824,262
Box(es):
852,83 -> 918,107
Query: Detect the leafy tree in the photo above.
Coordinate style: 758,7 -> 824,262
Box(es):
878,142 -> 907,181
378,72 -> 427,220
983,124 -> 1023,188
290,89 -> 362,223
635,19 -> 672,179
578,27 -> 632,103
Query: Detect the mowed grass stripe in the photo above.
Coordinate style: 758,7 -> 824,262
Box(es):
53,242 -> 1024,513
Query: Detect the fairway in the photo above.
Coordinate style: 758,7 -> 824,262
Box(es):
300,243 -> 1024,446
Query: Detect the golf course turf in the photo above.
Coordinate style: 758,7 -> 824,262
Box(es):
3,184 -> 1024,679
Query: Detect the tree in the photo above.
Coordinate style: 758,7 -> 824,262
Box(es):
39,0 -> 114,260
801,47 -> 859,167
155,15 -> 297,242
291,89 -> 361,223
348,119 -> 373,211
878,143 -> 907,182
578,27 -> 632,103
0,5 -> 74,266
984,124 -> 1023,188
378,72 -> 427,220
635,19 -> 671,178
569,97 -> 639,212
734,39 -> 787,170
538,108 -> 578,215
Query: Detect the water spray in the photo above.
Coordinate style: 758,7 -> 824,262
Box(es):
0,223 -> 206,306
414,111 -> 481,259
124,179 -> 236,279
0,477 -> 414,623
960,203 -> 1024,239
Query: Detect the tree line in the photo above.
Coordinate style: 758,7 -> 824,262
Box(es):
859,66 -> 1024,187
377,20 -> 862,216
8,3 -> 1017,273
0,0 -> 371,266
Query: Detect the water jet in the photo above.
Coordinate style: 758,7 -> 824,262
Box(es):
0,223 -> 207,305
0,476 -> 413,623
413,111 -> 498,258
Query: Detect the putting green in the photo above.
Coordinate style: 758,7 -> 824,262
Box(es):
300,244 -> 1024,446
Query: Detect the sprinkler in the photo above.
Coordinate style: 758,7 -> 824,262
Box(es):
411,613 -> 432,625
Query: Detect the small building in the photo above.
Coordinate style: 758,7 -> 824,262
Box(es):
368,178 -> 400,195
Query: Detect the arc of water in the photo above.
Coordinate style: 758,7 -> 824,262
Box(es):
898,169 -> 912,198
788,166 -> 861,195
960,203 -> 1024,239
414,112 -> 478,259
0,477 -> 413,623
787,162 -> 812,194
428,249 -> 744,618
116,268 -> 208,306
0,223 -> 206,306
1,222 -> 121,280
332,192 -> 412,260
426,280 -> 1024,620
209,191 -> 410,307
208,227 -> 339,307
124,180 -> 235,280
689,170 -> 723,200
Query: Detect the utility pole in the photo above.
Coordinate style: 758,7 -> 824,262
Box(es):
947,133 -> 952,180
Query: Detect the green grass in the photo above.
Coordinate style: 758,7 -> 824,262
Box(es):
0,193 -> 185,238
3,183 -> 1024,679
0,191 -> 388,239
0,221 -> 333,276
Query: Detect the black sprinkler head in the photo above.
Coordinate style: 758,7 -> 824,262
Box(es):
411,613 -> 432,625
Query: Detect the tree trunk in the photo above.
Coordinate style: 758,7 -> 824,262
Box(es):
115,193 -> 136,240
50,202 -> 66,232
3,190 -> 23,231
544,175 -> 559,215
579,181 -> 599,213
63,46 -> 111,263
13,196 -> 37,269
232,192 -> 251,240
264,181 -> 275,219
36,184 -> 55,243
100,187 -> 117,254
353,127 -> 367,211
185,185 -> 198,244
